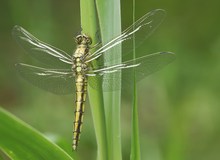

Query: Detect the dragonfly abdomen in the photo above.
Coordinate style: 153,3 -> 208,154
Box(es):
73,74 -> 87,150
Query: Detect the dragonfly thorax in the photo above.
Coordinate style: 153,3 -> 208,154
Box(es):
72,34 -> 91,75
72,57 -> 88,75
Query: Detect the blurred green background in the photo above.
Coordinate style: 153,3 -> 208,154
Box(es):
1,0 -> 220,160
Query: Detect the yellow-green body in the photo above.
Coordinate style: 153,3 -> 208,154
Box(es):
72,34 -> 91,150
73,74 -> 87,150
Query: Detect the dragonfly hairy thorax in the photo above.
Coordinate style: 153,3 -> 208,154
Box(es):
12,9 -> 175,151
72,34 -> 92,75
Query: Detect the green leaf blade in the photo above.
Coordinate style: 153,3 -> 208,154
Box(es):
80,1 -> 108,160
95,0 -> 122,160
0,107 -> 73,160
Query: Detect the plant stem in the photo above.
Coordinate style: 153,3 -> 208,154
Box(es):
80,1 -> 108,160
95,0 -> 122,160
130,0 -> 141,159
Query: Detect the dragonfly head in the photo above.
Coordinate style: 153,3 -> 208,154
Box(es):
75,34 -> 92,45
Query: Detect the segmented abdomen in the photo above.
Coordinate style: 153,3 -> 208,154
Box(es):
73,74 -> 87,150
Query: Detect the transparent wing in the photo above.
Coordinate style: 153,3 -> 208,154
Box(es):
16,63 -> 75,94
86,9 -> 165,63
12,25 -> 73,68
87,52 -> 175,91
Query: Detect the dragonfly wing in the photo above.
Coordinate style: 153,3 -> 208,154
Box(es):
88,52 -> 175,91
16,63 -> 75,94
86,9 -> 166,63
12,26 -> 73,68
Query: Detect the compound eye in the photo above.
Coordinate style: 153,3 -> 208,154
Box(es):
87,38 -> 92,45
75,36 -> 82,44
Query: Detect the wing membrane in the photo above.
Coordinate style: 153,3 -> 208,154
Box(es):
86,9 -> 166,63
12,25 -> 73,68
88,52 -> 175,91
16,63 -> 75,94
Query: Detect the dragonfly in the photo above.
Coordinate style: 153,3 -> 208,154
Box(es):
12,9 -> 175,150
